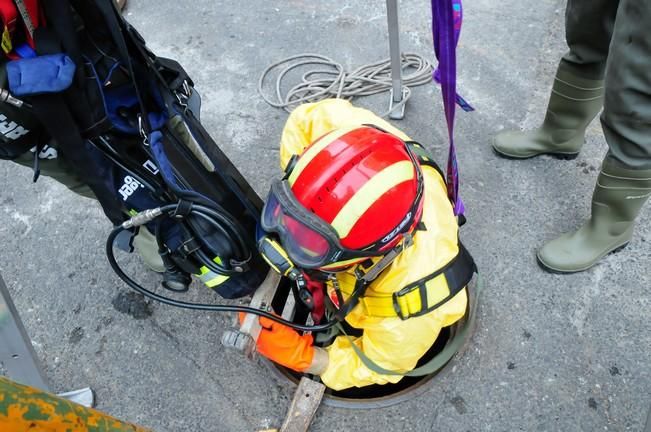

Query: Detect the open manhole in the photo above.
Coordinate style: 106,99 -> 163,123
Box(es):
266,276 -> 478,409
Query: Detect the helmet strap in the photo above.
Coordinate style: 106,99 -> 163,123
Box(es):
333,234 -> 415,321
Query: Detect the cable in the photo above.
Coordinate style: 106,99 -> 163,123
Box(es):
258,53 -> 434,117
107,213 -> 339,333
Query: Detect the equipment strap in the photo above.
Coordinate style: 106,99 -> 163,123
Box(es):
332,240 -> 411,321
431,0 -> 468,216
89,0 -> 152,134
335,273 -> 481,377
29,93 -> 125,223
342,242 -> 475,319
26,0 -> 126,223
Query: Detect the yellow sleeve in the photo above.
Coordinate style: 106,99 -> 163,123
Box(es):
279,99 -> 411,170
320,289 -> 467,391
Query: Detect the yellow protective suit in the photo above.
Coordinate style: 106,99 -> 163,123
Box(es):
279,99 -> 468,390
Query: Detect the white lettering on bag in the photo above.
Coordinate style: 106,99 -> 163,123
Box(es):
0,114 -> 29,140
118,175 -> 144,201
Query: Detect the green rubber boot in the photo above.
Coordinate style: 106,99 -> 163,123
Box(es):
132,226 -> 165,273
537,158 -> 651,273
493,66 -> 604,159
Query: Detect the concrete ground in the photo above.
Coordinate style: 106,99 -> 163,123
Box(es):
1,0 -> 650,430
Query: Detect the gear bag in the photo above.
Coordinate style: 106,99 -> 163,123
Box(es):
0,0 -> 267,298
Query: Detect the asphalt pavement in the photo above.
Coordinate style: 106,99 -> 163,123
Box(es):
0,0 -> 649,430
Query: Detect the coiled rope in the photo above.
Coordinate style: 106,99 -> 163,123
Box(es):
258,53 -> 434,117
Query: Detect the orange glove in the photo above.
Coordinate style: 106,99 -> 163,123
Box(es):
256,316 -> 315,372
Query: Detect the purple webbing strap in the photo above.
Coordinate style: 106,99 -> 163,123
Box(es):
432,0 -> 466,216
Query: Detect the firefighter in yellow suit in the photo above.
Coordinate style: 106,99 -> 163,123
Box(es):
254,98 -> 469,391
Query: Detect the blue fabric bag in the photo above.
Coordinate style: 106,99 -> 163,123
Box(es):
7,54 -> 76,96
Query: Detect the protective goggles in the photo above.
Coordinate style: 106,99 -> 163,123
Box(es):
260,148 -> 424,269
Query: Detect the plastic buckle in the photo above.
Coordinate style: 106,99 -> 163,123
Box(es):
298,287 -> 314,311
392,284 -> 419,320
392,292 -> 409,320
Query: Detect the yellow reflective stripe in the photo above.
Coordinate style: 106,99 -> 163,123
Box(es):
197,268 -> 229,287
198,256 -> 224,276
204,274 -> 229,288
196,256 -> 229,288
330,160 -> 414,238
287,125 -> 359,186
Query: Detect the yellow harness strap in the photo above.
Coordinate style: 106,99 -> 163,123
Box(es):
340,243 -> 475,319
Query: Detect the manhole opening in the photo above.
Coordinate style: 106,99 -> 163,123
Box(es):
268,277 -> 469,406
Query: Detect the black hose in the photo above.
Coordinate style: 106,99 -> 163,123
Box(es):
106,225 -> 339,333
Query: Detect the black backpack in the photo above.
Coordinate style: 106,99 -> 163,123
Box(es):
0,0 -> 267,298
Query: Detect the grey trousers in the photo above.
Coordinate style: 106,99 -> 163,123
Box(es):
561,0 -> 651,169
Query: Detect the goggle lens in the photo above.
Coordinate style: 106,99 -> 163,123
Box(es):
283,215 -> 330,258
262,190 -> 331,266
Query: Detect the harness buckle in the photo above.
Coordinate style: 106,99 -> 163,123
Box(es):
391,283 -> 424,321
392,292 -> 409,320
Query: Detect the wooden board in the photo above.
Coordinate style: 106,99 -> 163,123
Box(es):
279,377 -> 326,432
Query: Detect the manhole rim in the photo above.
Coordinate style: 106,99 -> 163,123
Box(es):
265,278 -> 479,409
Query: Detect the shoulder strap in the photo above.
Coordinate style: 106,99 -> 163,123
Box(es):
391,241 -> 475,319
335,273 -> 481,377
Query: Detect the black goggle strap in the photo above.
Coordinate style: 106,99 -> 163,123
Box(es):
333,235 -> 414,321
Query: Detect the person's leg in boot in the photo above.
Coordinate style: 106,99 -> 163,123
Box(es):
538,0 -> 651,273
12,148 -> 165,272
492,0 -> 618,159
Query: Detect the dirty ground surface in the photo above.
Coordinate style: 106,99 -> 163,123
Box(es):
1,0 -> 649,431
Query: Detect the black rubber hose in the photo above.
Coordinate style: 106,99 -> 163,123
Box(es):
106,225 -> 339,332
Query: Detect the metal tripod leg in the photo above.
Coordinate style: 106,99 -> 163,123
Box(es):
387,0 -> 407,120
0,273 -> 94,407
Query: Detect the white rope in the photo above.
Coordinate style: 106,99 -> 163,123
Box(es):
258,53 -> 434,117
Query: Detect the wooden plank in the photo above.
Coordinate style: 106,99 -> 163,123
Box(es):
221,270 -> 281,356
280,377 -> 326,432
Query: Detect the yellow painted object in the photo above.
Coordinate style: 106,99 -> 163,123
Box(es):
279,99 -> 468,390
0,377 -> 150,432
